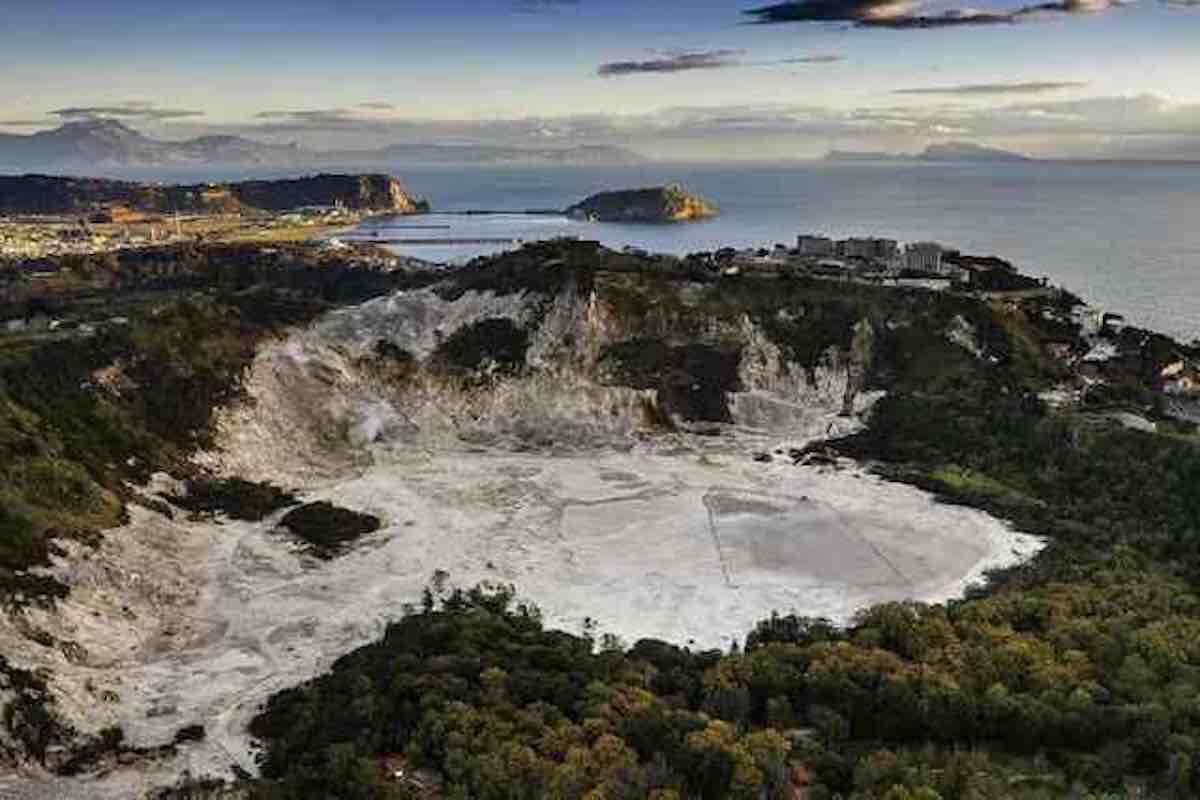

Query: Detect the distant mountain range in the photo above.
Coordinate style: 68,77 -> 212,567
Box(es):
0,120 -> 646,170
826,141 -> 1033,163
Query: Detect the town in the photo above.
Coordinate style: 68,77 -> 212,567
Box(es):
0,204 -> 367,262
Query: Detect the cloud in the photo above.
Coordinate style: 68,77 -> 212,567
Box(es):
859,8 -> 1017,26
744,0 -> 1145,28
0,120 -> 50,127
357,102 -> 396,110
894,81 -> 1088,96
598,50 -> 744,76
961,94 -> 1200,136
598,50 -> 844,76
744,0 -> 1014,27
1013,0 -> 1128,15
239,95 -> 1200,142
50,102 -> 204,121
173,91 -> 1200,161
253,109 -> 370,129
779,54 -> 846,63
513,0 -> 579,12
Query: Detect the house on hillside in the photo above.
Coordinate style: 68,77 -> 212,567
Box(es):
380,754 -> 443,796
1162,360 -> 1200,394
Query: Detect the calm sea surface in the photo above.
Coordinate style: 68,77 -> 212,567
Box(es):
341,161 -> 1200,342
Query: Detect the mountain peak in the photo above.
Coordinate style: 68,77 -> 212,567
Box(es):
0,120 -> 647,169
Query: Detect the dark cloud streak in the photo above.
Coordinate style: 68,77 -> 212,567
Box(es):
598,50 -> 744,76
744,0 -> 1138,29
50,103 -> 204,121
745,0 -> 1014,27
895,81 -> 1088,95
779,54 -> 846,63
253,112 -> 360,131
513,0 -> 579,13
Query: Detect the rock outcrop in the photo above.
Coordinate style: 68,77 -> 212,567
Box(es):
565,184 -> 716,223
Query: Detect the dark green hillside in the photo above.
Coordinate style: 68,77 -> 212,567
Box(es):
0,243 -> 438,606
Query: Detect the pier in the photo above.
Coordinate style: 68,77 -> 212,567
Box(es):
440,209 -> 564,217
350,236 -> 524,246
368,224 -> 453,230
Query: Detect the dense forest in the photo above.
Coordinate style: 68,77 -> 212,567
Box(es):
250,565 -> 1200,799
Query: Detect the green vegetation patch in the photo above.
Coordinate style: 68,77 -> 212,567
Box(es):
433,240 -> 600,302
927,466 -> 1041,508
839,382 -> 1200,581
358,339 -> 419,385
429,317 -> 530,377
278,501 -> 382,559
168,478 -> 298,522
0,252 -> 423,605
0,297 -> 269,602
601,337 -> 742,422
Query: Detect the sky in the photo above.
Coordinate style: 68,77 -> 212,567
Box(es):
1,0 -> 1199,159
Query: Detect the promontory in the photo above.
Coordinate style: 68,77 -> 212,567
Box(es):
0,173 -> 428,217
565,183 -> 716,222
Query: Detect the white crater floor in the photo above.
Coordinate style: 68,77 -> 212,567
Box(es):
1,440 -> 1041,799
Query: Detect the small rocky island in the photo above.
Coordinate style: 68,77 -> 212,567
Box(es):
565,183 -> 716,223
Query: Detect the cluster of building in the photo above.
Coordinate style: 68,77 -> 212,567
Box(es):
0,219 -> 191,262
0,222 -> 112,260
278,203 -> 363,225
795,235 -> 953,276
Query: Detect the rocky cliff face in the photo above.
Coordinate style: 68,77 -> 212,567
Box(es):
200,242 -> 875,483
565,183 -> 716,222
0,173 -> 426,216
